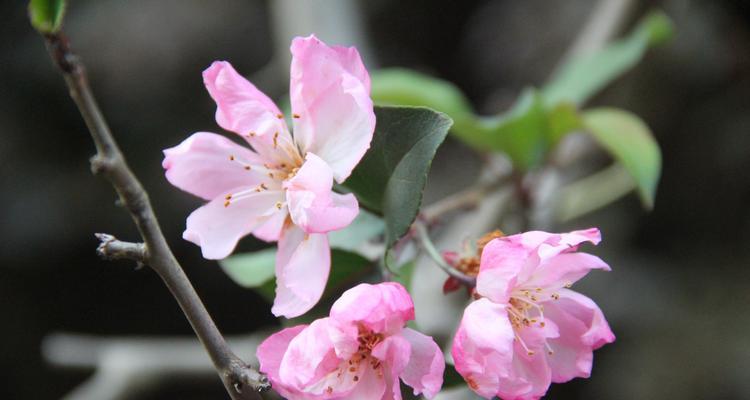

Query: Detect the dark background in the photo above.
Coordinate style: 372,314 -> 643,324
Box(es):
1,0 -> 749,399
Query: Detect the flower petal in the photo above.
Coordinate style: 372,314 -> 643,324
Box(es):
496,349 -> 552,400
257,325 -> 308,399
203,61 -> 297,164
183,189 -> 282,259
452,298 -> 515,399
271,225 -> 330,318
330,282 -> 414,335
162,132 -> 266,200
526,252 -> 610,290
398,328 -> 444,399
372,334 -> 412,400
290,35 -> 375,182
286,153 -> 359,234
476,237 -> 528,303
279,318 -> 341,389
253,208 -> 288,242
544,289 -> 615,383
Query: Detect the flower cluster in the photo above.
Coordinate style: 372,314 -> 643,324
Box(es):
164,35 -> 614,400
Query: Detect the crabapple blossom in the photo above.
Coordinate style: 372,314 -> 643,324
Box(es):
452,228 -> 615,399
162,35 -> 375,318
257,282 -> 445,399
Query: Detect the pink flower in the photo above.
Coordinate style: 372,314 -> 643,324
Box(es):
162,35 -> 375,318
257,282 -> 445,399
451,229 -> 615,400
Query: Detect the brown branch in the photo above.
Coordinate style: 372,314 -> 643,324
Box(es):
42,32 -> 269,399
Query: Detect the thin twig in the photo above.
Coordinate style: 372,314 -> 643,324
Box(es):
422,178 -> 505,223
41,32 -> 269,399
413,221 -> 476,287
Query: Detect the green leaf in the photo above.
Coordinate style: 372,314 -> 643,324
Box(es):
555,163 -> 637,221
219,248 -> 276,289
478,89 -> 549,170
546,102 -> 583,144
370,69 -> 477,138
542,10 -> 674,106
327,210 -> 384,253
581,108 -> 661,208
345,106 -> 452,248
28,0 -> 66,34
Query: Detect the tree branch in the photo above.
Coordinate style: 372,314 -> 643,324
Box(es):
42,32 -> 269,399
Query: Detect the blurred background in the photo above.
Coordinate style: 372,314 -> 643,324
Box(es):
2,0 -> 749,399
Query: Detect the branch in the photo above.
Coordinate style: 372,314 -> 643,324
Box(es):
95,233 -> 146,264
41,32 -> 269,398
43,332 -> 270,400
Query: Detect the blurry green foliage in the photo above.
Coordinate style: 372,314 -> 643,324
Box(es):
371,10 -> 672,209
28,0 -> 66,34
582,108 -> 661,208
542,10 -> 674,106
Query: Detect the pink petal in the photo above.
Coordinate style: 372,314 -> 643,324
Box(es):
342,367 -> 386,400
372,334 -> 412,400
496,349 -> 552,400
476,238 -> 528,303
526,252 -> 610,290
452,298 -> 515,399
289,35 -> 375,182
330,282 -> 415,335
279,318 -> 341,390
162,132 -> 266,200
543,289 -> 615,383
253,209 -> 288,242
398,328 -> 445,399
256,325 -> 308,399
271,225 -> 330,318
286,153 -> 359,234
183,189 -> 283,259
202,61 -> 296,164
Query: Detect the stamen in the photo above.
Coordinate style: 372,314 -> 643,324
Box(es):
276,113 -> 284,119
273,132 -> 279,148
275,201 -> 283,210
551,293 -> 560,300
515,333 -> 535,356
545,341 -> 555,355
293,113 -> 300,119
564,282 -> 573,288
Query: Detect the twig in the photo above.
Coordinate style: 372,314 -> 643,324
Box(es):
43,332 -> 269,400
422,178 -> 502,223
41,32 -> 269,399
413,221 -> 476,287
95,233 -> 147,264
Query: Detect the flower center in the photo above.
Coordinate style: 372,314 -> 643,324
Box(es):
507,286 -> 561,356
331,326 -> 386,388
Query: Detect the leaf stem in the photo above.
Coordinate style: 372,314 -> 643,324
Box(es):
41,32 -> 269,399
413,221 -> 476,287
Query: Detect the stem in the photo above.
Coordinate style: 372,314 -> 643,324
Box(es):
413,221 -> 476,287
422,179 -> 501,223
42,33 -> 268,399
